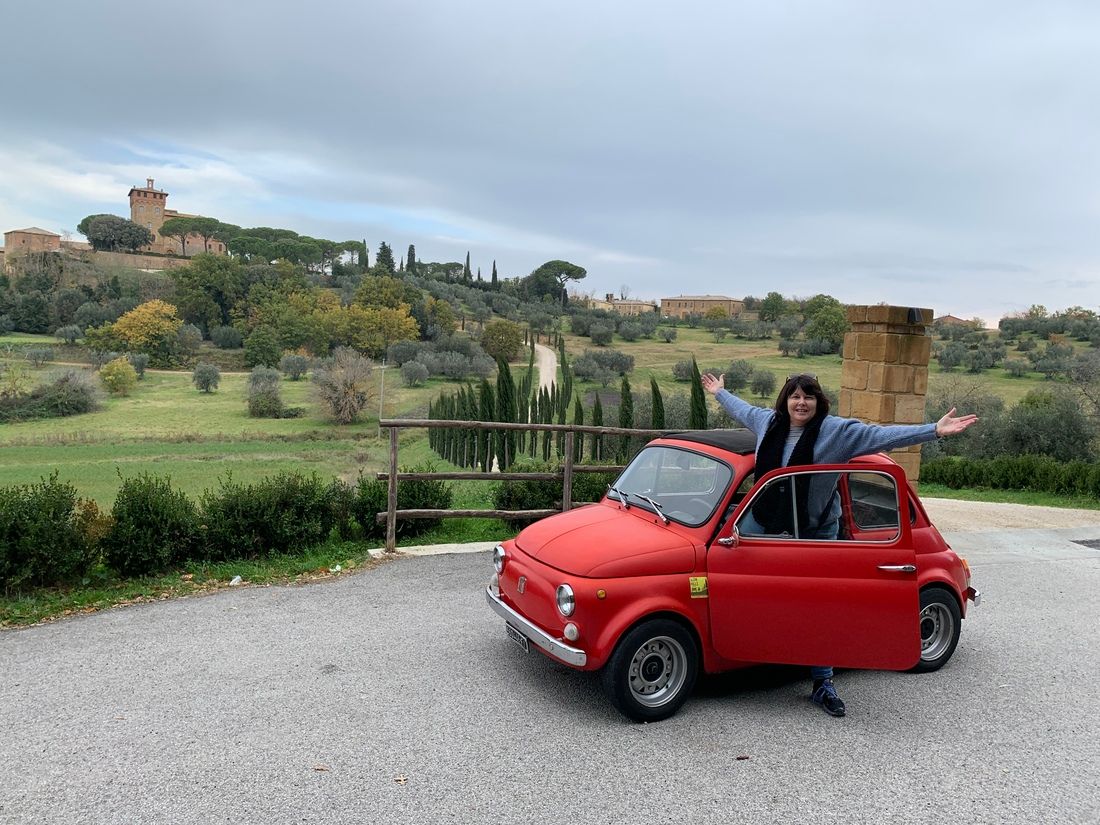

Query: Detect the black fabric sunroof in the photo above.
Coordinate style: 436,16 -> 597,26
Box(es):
658,428 -> 758,455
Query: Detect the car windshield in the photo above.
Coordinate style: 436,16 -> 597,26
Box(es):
608,446 -> 733,526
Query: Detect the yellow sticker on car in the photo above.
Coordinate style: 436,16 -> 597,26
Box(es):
689,576 -> 709,599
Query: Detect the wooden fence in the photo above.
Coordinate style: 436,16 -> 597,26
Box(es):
377,418 -> 678,552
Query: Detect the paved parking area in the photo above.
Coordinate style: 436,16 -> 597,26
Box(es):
2,525 -> 1099,824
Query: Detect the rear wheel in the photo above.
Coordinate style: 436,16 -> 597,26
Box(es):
909,587 -> 961,673
602,619 -> 698,722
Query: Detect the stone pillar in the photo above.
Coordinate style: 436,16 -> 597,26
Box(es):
839,305 -> 933,482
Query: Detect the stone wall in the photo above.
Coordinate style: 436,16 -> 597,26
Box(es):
85,249 -> 192,270
839,305 -> 933,481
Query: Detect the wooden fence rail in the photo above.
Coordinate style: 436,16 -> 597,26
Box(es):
378,418 -> 680,552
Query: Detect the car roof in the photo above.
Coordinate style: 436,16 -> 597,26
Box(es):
656,428 -> 757,455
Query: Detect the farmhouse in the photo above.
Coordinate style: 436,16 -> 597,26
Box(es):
128,178 -> 227,256
3,227 -> 61,256
660,294 -> 744,319
586,293 -> 659,315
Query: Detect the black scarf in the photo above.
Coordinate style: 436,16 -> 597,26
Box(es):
751,413 -> 824,534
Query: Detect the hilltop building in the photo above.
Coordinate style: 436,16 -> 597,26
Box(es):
660,294 -> 744,319
3,227 -> 61,256
128,178 -> 226,256
586,293 -> 659,315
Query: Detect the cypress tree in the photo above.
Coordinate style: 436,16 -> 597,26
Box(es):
495,358 -> 517,468
406,244 -> 416,275
361,239 -> 369,268
491,260 -> 498,290
591,394 -> 604,460
477,266 -> 482,282
650,377 -> 665,429
479,379 -> 495,472
618,375 -> 634,461
463,251 -> 471,281
689,356 -> 708,429
573,396 -> 585,462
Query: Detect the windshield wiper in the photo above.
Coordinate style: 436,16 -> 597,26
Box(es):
635,494 -> 670,524
607,484 -> 630,508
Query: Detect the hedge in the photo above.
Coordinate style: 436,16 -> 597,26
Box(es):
921,455 -> 1100,499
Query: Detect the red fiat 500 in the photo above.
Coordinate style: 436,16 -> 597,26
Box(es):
486,429 -> 980,722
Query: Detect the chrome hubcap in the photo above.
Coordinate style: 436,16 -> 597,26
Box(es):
628,636 -> 687,708
920,602 -> 954,661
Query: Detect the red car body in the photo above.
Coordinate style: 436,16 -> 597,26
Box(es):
486,429 -> 980,721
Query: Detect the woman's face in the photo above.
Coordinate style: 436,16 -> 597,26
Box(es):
787,388 -> 818,427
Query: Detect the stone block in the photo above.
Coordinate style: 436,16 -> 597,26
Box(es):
894,394 -> 927,423
841,359 -> 869,391
838,391 -> 852,417
867,363 -> 885,392
899,335 -> 932,365
855,333 -> 889,363
913,370 -> 928,395
846,306 -> 869,324
884,364 -> 914,393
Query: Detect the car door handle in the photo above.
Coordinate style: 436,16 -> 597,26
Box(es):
877,564 -> 916,573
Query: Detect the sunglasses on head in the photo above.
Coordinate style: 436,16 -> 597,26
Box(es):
786,373 -> 818,382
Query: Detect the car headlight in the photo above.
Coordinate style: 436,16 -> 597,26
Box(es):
493,545 -> 506,574
556,583 -> 575,617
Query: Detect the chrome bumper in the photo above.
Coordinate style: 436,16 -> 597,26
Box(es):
967,587 -> 981,606
485,583 -> 587,667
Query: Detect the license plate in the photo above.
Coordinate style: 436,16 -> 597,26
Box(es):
505,623 -> 529,653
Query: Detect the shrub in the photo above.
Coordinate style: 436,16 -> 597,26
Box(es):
248,366 -> 284,418
386,340 -> 422,366
401,360 -> 429,387
200,473 -> 341,560
177,323 -> 203,359
211,325 -> 244,349
127,352 -> 150,379
725,360 -> 755,391
0,371 -> 100,423
90,349 -> 121,370
100,357 -> 138,396
660,328 -> 677,343
102,474 -> 198,577
0,474 -> 92,592
55,325 -> 84,344
192,362 -> 221,393
750,370 -> 777,398
279,354 -> 310,380
618,321 -> 641,342
672,360 -> 694,382
589,323 -> 614,346
480,319 -> 525,362
491,459 -> 617,531
0,315 -> 14,335
313,347 -> 373,424
24,348 -> 53,368
435,351 -> 472,379
245,325 -> 282,367
353,467 -> 453,540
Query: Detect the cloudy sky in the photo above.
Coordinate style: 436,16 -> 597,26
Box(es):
2,0 -> 1097,324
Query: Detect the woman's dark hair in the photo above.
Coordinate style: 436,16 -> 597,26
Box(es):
773,374 -> 829,422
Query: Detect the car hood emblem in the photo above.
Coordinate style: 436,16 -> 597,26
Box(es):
517,576 -> 527,594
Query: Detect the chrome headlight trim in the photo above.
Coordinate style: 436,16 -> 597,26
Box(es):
556,583 -> 575,617
493,544 -> 506,574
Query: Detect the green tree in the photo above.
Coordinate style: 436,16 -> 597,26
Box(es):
245,325 -> 283,367
618,375 -> 634,460
80,215 -> 153,252
480,319 -> 525,362
376,242 -> 396,274
751,370 -> 777,398
170,253 -> 245,332
650,377 -> 665,429
463,251 -> 471,281
158,216 -> 195,255
192,362 -> 221,393
188,217 -> 224,254
494,358 -> 517,468
590,394 -> 604,460
491,260 -> 498,290
803,304 -> 849,352
689,357 -> 708,429
758,291 -> 788,323
406,244 -> 417,275
313,347 -> 373,424
100,357 -> 138,396
527,260 -> 587,307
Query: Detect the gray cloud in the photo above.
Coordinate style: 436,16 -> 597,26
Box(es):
3,0 -> 1099,323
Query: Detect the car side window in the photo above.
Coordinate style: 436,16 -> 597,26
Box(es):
737,469 -> 900,542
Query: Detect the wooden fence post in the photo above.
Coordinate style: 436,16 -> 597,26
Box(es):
386,427 -> 398,553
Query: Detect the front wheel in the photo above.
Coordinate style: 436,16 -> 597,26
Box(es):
909,587 -> 962,673
601,619 -> 698,722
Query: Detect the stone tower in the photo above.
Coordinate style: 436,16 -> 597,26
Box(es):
127,178 -> 170,252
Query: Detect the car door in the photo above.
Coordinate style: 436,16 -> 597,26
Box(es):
707,464 -> 921,670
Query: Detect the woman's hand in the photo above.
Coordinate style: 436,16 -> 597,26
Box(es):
701,373 -> 725,396
935,407 -> 979,438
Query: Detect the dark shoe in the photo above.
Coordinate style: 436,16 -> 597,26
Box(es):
811,679 -> 846,717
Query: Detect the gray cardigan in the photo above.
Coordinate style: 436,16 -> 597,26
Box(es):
714,389 -> 939,535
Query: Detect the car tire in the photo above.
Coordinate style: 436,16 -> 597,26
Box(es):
909,586 -> 962,673
602,618 -> 698,722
